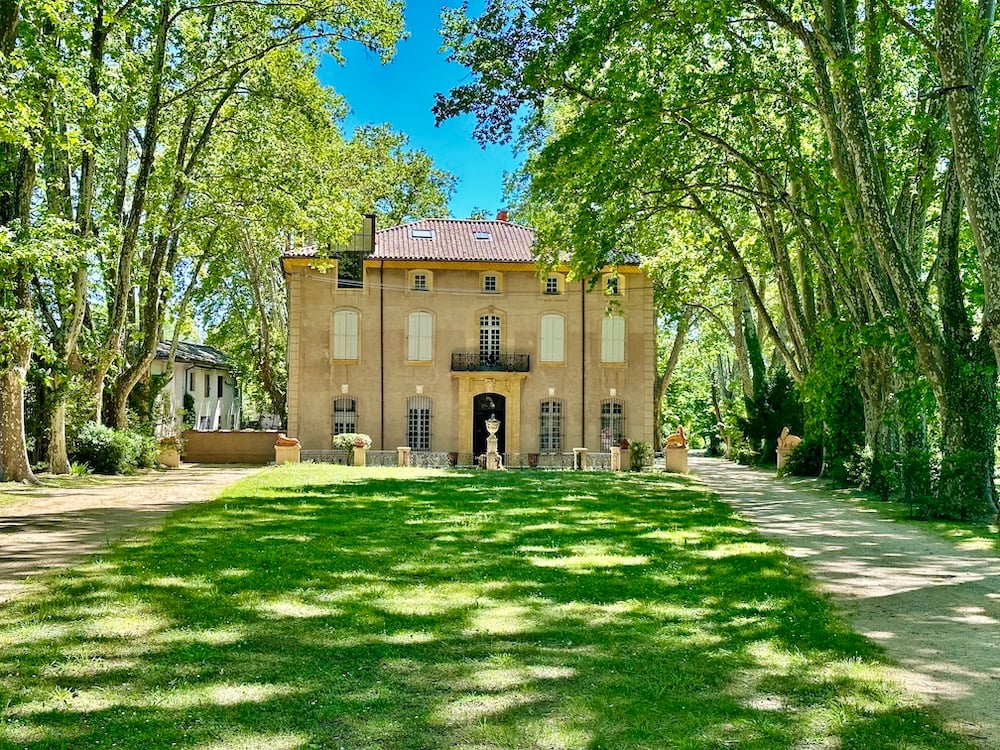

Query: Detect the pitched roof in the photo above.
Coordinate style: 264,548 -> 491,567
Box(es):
155,341 -> 231,369
372,219 -> 535,262
281,217 -> 641,266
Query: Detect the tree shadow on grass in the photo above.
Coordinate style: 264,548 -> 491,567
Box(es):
0,468 -> 973,749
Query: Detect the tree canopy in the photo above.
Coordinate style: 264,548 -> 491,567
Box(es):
438,0 -> 1000,518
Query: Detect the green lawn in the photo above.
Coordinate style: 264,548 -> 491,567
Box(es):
0,466 -> 971,749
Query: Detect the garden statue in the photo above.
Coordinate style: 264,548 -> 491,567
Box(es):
664,425 -> 688,449
274,433 -> 301,465
776,426 -> 801,451
776,426 -> 802,471
663,425 -> 689,474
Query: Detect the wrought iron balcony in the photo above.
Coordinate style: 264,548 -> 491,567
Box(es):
451,351 -> 530,372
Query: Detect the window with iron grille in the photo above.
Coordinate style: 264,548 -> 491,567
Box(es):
483,274 -> 497,293
539,400 -> 562,453
600,399 -> 625,450
332,397 -> 357,436
545,275 -> 560,294
407,396 -> 432,450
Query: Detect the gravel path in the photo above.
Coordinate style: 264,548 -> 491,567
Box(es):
0,465 -> 260,603
691,454 -> 1000,748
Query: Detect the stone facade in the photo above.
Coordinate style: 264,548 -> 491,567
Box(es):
281,218 -> 655,457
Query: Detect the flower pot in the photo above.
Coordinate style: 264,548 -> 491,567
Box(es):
158,448 -> 180,469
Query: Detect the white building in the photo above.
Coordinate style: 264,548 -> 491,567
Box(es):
150,341 -> 240,433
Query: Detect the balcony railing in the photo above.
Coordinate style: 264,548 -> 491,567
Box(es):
451,351 -> 530,372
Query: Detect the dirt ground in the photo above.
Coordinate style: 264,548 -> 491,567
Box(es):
691,455 -> 1000,749
2,459 -> 999,746
0,464 -> 260,603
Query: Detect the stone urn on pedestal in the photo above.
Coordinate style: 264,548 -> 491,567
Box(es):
485,414 -> 503,470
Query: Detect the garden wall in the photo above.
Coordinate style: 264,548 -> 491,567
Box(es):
182,430 -> 280,464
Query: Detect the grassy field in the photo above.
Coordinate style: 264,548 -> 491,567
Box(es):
0,465 -> 972,749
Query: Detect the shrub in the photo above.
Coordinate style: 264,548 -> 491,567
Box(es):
732,439 -> 759,466
332,433 -> 372,450
933,450 -> 989,520
782,438 -> 823,476
841,445 -> 892,501
629,441 -> 653,471
72,422 -> 156,475
158,434 -> 185,453
332,433 -> 372,466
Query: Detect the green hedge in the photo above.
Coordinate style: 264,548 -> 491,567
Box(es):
72,422 -> 157,474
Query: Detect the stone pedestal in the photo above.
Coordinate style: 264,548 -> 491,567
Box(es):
157,448 -> 180,469
274,444 -> 301,465
353,445 -> 368,467
664,447 -> 689,474
610,446 -> 621,471
486,435 -> 501,470
397,446 -> 411,467
573,447 -> 588,470
776,447 -> 793,471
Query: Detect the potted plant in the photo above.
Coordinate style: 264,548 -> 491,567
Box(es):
157,434 -> 183,468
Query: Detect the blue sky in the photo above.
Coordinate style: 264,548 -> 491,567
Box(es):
318,1 -> 523,220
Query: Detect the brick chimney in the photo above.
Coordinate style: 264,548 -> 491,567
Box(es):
496,209 -> 509,222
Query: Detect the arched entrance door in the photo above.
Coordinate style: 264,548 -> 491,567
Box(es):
473,393 -> 506,456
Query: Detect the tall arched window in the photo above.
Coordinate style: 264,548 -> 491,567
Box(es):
600,399 -> 625,450
601,315 -> 625,363
407,311 -> 433,361
540,314 -> 565,363
332,397 -> 357,436
539,400 -> 562,453
333,309 -> 359,360
407,396 -> 432,450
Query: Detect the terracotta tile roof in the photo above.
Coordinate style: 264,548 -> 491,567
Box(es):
281,218 -> 641,266
372,219 -> 536,262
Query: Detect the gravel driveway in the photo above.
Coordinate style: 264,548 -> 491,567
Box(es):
691,454 -> 1000,749
0,465 -> 260,603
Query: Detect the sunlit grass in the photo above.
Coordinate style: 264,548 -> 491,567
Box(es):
0,465 -> 973,749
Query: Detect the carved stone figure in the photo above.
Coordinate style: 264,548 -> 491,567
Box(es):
664,425 -> 688,449
776,426 -> 802,451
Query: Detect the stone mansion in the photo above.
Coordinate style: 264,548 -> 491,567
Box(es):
281,215 -> 655,462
